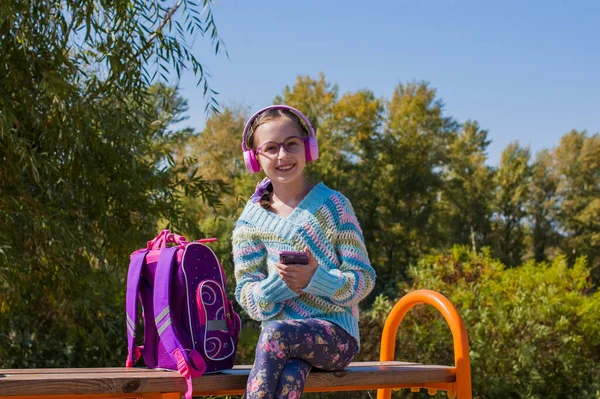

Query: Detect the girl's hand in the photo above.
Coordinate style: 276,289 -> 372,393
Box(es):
276,246 -> 318,294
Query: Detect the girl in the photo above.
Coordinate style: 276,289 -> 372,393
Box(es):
232,105 -> 376,399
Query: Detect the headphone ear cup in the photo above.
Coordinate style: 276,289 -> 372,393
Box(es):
244,150 -> 261,173
305,136 -> 319,162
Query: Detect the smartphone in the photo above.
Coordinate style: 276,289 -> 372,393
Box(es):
279,251 -> 309,265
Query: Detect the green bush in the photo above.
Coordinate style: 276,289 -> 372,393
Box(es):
359,246 -> 600,398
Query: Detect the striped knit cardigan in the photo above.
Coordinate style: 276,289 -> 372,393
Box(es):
232,182 -> 376,347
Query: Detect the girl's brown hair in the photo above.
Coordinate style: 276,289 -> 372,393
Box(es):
245,108 -> 310,209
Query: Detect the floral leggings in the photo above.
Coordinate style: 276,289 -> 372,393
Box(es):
244,319 -> 358,399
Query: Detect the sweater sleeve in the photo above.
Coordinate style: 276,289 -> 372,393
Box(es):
232,225 -> 299,321
303,195 -> 376,307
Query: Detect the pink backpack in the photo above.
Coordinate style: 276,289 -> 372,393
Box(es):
125,230 -> 241,399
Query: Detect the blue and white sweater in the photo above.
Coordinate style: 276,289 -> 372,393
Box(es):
232,183 -> 376,347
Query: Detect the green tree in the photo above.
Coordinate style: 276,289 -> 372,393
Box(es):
274,73 -> 338,131
440,120 -> 494,252
490,142 -> 531,267
178,104 -> 251,209
324,90 -> 385,257
0,0 -> 225,367
374,82 -> 457,283
551,130 -> 600,274
525,149 -> 559,262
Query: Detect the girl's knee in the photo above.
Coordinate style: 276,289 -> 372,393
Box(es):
258,320 -> 300,350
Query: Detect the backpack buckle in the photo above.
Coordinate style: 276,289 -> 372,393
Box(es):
173,348 -> 190,377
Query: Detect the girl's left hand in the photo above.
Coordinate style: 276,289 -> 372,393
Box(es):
275,246 -> 318,294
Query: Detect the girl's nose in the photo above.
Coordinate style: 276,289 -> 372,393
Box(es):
277,145 -> 291,159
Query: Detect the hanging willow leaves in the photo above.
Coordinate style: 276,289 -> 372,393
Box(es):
0,0 -> 226,367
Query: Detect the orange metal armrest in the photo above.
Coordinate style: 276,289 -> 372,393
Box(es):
377,289 -> 472,399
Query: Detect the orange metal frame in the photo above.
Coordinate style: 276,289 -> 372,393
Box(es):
377,289 -> 472,399
4,289 -> 472,399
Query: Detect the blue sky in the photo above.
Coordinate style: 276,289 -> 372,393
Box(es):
173,0 -> 599,165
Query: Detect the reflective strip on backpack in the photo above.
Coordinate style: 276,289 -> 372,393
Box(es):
155,306 -> 170,325
158,316 -> 172,335
126,315 -> 135,337
206,319 -> 228,331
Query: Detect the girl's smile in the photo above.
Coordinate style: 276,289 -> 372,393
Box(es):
276,163 -> 296,172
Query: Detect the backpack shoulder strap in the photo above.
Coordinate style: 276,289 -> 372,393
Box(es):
154,246 -> 206,399
125,250 -> 148,367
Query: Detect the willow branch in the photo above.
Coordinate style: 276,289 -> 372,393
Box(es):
135,0 -> 183,58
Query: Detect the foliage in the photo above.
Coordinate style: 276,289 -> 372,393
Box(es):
274,73 -> 339,131
359,247 -> 600,398
0,0 -> 225,366
525,150 -> 559,263
489,142 -> 531,267
552,131 -> 600,274
439,120 -> 494,252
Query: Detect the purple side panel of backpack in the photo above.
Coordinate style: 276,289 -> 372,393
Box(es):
176,243 -> 237,372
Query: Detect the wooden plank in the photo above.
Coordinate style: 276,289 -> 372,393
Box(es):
0,368 -> 160,375
0,362 -> 414,375
0,363 -> 455,396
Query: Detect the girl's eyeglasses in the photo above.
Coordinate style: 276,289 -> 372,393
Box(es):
256,136 -> 305,158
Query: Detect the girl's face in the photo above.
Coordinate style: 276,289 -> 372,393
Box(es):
254,118 -> 307,185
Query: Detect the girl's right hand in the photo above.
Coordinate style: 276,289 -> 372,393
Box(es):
276,246 -> 318,293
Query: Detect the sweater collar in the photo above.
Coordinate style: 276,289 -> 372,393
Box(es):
242,182 -> 331,234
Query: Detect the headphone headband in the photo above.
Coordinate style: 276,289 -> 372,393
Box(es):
241,105 -> 316,151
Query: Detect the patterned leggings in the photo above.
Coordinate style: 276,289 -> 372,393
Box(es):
244,319 -> 358,399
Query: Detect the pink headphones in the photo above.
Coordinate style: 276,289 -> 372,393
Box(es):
241,105 -> 319,174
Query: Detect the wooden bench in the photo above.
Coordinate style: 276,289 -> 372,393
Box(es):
0,290 -> 472,399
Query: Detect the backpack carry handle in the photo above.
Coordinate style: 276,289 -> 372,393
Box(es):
147,230 -> 186,250
147,230 -> 216,250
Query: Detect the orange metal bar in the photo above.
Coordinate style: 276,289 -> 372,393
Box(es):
377,289 -> 472,399
141,394 -> 180,399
